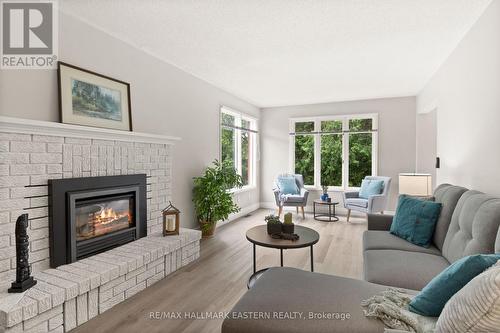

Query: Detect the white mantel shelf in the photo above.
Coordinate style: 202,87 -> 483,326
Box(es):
0,116 -> 181,145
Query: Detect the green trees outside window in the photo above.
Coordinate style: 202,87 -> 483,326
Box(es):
320,120 -> 343,187
220,109 -> 256,188
321,134 -> 343,186
221,113 -> 235,170
294,121 -> 315,185
295,121 -> 314,133
241,130 -> 250,186
349,119 -> 373,187
294,135 -> 314,185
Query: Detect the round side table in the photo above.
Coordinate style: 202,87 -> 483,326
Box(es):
245,225 -> 319,289
313,199 -> 340,222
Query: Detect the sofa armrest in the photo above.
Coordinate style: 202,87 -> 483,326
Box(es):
342,191 -> 359,208
300,188 -> 309,205
367,194 -> 387,213
273,188 -> 281,206
367,214 -> 393,231
344,191 -> 359,199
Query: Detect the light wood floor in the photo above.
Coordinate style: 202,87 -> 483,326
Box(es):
73,209 -> 367,333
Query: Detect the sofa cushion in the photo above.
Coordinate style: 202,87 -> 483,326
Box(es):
363,231 -> 441,256
409,254 -> 500,317
359,179 -> 384,199
277,176 -> 299,195
346,198 -> 368,208
442,190 -> 500,263
390,195 -> 442,247
222,267 -> 393,333
281,194 -> 305,204
432,184 -> 468,251
363,250 -> 450,290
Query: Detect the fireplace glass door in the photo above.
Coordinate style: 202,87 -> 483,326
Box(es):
74,194 -> 135,242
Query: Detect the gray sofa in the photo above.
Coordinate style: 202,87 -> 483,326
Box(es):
363,184 -> 466,290
222,184 -> 500,333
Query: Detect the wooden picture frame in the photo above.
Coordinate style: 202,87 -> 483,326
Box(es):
57,61 -> 132,131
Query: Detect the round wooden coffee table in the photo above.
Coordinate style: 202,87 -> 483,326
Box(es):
245,225 -> 319,288
313,199 -> 340,222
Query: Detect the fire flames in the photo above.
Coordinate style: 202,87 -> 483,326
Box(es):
98,208 -> 118,222
94,207 -> 130,226
76,200 -> 133,241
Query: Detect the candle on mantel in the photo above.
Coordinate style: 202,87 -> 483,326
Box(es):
167,216 -> 176,232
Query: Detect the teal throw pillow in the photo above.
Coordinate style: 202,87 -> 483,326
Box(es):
409,254 -> 500,317
277,176 -> 299,195
359,179 -> 384,199
390,195 -> 442,247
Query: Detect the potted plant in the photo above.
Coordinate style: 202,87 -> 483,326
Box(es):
282,212 -> 294,234
321,185 -> 329,201
265,214 -> 282,235
193,160 -> 243,238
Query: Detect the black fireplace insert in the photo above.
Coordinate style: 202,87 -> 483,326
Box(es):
49,174 -> 147,268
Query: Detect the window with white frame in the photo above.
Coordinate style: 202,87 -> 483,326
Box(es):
220,106 -> 258,188
290,114 -> 378,189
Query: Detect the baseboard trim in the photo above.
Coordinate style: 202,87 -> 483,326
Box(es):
215,200 -> 377,229
259,201 -> 369,217
216,203 -> 261,229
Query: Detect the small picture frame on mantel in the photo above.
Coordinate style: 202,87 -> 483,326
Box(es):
57,61 -> 132,131
162,201 -> 180,236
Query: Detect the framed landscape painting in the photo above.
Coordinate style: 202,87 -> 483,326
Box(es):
58,62 -> 132,131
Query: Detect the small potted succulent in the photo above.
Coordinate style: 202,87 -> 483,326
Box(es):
282,212 -> 294,234
265,214 -> 282,235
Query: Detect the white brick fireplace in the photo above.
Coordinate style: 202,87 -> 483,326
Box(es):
0,117 -> 201,332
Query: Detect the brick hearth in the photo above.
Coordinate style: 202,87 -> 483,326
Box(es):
0,229 -> 201,332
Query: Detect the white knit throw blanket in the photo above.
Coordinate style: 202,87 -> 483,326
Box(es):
361,288 -> 437,333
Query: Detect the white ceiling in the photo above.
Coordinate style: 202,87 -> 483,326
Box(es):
61,0 -> 491,107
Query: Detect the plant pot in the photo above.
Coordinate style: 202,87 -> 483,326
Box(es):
199,220 -> 216,238
321,193 -> 329,201
267,223 -> 282,235
282,223 -> 294,234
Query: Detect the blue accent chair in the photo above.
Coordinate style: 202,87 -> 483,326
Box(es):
343,176 -> 391,221
273,174 -> 309,218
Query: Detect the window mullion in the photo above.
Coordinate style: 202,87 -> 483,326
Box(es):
250,132 -> 254,186
372,117 -> 378,176
236,117 -> 242,177
314,120 -> 321,188
372,131 -> 378,176
343,118 -> 349,189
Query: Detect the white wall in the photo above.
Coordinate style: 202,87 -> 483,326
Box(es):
416,109 -> 437,184
417,0 -> 500,195
260,97 -> 416,212
0,12 -> 260,228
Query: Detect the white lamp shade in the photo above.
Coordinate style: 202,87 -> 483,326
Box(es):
399,173 -> 432,196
